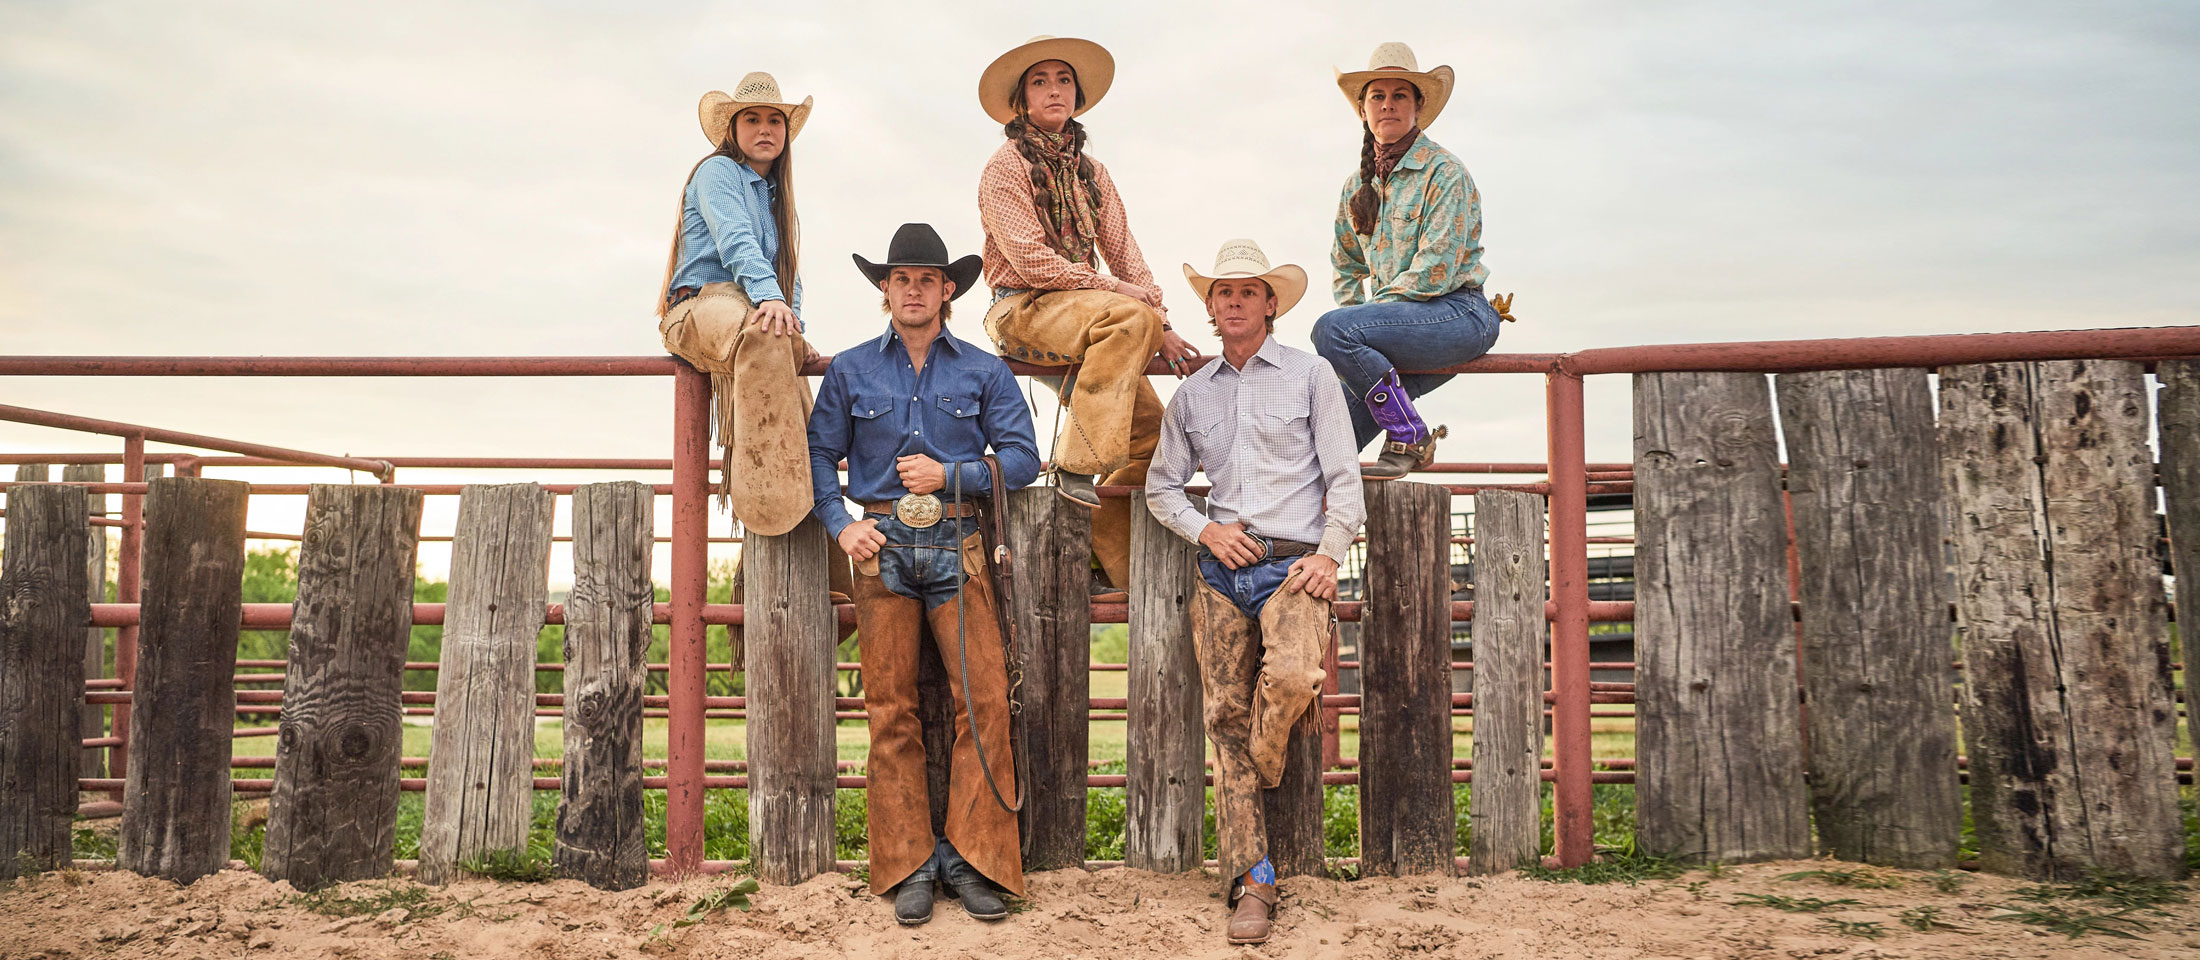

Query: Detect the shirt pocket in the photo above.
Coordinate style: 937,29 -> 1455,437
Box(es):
1248,393 -> 1316,498
850,394 -> 895,447
935,393 -> 984,458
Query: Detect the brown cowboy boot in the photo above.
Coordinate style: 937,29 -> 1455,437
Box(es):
1228,880 -> 1279,945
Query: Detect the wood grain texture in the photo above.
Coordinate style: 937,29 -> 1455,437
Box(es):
1774,369 -> 1960,867
1633,372 -> 1810,863
118,478 -> 248,883
260,484 -> 423,890
0,483 -> 90,877
1359,480 -> 1458,877
1006,488 -> 1092,871
554,482 -> 653,890
1468,489 -> 1546,874
742,516 -> 837,885
417,483 -> 553,884
61,463 -> 109,781
1940,360 -> 2181,879
2155,360 -> 2200,776
1126,501 -> 1204,872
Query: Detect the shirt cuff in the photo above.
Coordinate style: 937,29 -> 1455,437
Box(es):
1166,507 -> 1210,546
742,277 -> 788,306
820,502 -> 858,541
1318,524 -> 1356,564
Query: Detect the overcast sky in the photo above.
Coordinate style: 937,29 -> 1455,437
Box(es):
4,1 -> 2196,576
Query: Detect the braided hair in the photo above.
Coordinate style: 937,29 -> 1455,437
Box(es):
1346,81 -> 1423,236
1004,68 -> 1106,253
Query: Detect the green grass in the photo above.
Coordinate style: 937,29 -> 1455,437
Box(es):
1731,893 -> 1864,913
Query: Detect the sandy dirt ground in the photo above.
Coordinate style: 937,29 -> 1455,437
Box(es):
3,860 -> 2196,960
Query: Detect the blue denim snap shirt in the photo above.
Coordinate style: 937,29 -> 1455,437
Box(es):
807,325 -> 1041,540
669,156 -> 801,311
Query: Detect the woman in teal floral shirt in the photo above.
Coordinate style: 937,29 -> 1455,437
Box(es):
1312,43 -> 1506,480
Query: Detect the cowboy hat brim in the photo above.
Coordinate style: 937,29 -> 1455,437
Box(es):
854,253 -> 985,302
1182,262 -> 1309,321
979,36 -> 1116,125
1335,64 -> 1454,130
700,91 -> 814,147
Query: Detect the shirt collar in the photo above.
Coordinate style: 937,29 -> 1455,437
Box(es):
872,323 -> 966,357
1206,336 -> 1286,379
729,160 -> 773,190
1394,132 -> 1435,173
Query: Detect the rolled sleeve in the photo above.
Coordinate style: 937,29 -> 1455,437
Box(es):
806,363 -> 859,540
1309,360 -> 1368,561
1145,398 -> 1207,546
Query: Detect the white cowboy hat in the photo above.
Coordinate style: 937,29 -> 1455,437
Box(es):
979,35 -> 1116,124
1182,239 -> 1308,321
698,72 -> 813,147
1335,42 -> 1454,130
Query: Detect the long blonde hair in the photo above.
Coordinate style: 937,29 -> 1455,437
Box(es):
656,124 -> 801,317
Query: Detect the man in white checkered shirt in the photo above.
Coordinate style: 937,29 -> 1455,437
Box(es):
1144,239 -> 1366,946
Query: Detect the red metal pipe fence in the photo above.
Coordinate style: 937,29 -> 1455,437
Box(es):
8,322 -> 2200,874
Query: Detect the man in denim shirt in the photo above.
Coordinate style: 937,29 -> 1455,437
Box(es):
808,223 -> 1040,926
1145,240 -> 1366,945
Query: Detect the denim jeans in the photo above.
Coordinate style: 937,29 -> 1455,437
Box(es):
873,514 -> 976,610
1309,286 -> 1503,450
1199,556 -> 1299,619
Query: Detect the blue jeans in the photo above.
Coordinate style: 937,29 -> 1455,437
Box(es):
1310,286 -> 1503,450
1199,557 -> 1298,619
872,514 -> 977,611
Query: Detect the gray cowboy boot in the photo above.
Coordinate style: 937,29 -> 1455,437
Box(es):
1362,369 -> 1445,480
1053,468 -> 1101,508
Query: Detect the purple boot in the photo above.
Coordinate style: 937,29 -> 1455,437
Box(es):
1363,370 -> 1446,480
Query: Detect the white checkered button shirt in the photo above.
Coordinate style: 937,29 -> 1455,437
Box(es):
1146,337 -> 1367,562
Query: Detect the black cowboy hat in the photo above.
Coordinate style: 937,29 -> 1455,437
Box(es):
852,223 -> 985,300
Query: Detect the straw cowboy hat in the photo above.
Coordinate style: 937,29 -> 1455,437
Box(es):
979,35 -> 1116,124
854,223 -> 984,300
698,72 -> 813,147
1335,42 -> 1453,129
1182,239 -> 1308,320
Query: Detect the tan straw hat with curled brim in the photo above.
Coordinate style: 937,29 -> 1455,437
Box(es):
1335,42 -> 1454,129
699,72 -> 813,147
979,35 -> 1115,124
1183,239 -> 1308,321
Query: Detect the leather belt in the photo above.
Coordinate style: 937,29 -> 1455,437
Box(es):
1199,535 -> 1319,564
865,500 -> 979,519
666,286 -> 701,309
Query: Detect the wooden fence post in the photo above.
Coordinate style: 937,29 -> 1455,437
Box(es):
0,483 -> 90,878
743,516 -> 837,884
1939,360 -> 2182,879
1126,500 -> 1203,872
1774,368 -> 1960,867
1468,489 -> 1546,874
555,482 -> 653,890
62,463 -> 110,782
118,477 -> 248,883
1359,480 -> 1457,876
261,484 -> 423,890
418,483 -> 553,884
1006,487 -> 1092,871
1262,667 -> 1327,879
2155,360 -> 2200,754
1634,372 -> 1810,863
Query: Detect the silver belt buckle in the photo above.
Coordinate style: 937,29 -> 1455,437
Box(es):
893,493 -> 943,528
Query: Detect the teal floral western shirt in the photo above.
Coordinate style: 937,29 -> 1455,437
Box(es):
1331,133 -> 1487,305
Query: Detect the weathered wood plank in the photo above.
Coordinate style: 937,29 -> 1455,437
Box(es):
1126,500 -> 1203,872
0,484 -> 90,878
1634,372 -> 1810,863
742,516 -> 837,884
2155,360 -> 2200,777
1359,480 -> 1458,876
1006,487 -> 1092,871
1940,360 -> 2182,879
62,463 -> 109,782
1774,368 -> 1960,867
417,483 -> 553,884
259,484 -> 423,890
555,482 -> 653,890
1468,489 -> 1546,874
117,478 -> 248,883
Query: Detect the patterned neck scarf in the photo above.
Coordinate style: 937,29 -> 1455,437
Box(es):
1373,127 -> 1422,182
1020,124 -> 1102,264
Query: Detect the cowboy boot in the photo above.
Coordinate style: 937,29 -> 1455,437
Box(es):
1054,468 -> 1100,508
1362,369 -> 1446,481
1227,880 -> 1279,944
